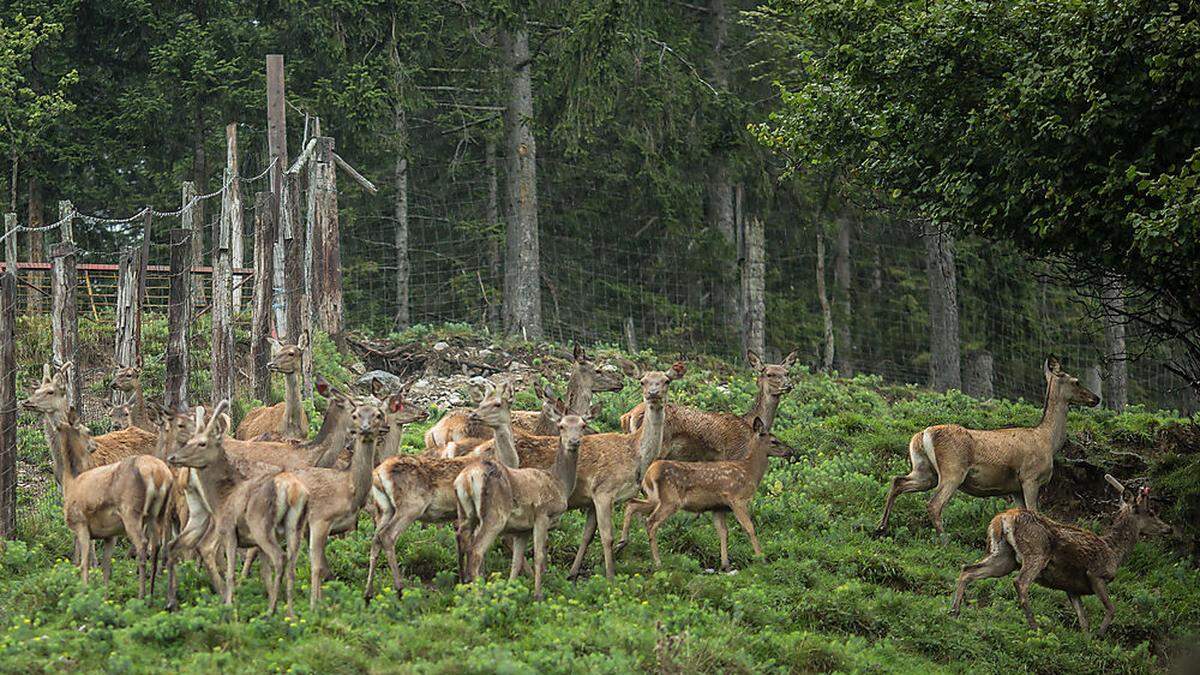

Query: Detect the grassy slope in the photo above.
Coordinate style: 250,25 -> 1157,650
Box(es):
2,339 -> 1198,673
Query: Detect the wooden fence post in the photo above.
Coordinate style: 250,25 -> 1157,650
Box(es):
227,125 -> 245,314
113,247 -> 139,406
136,210 -> 151,360
3,213 -> 15,277
211,126 -> 237,406
310,137 -> 343,343
250,191 -> 274,403
283,172 -> 311,396
182,181 -> 205,314
267,54 -> 290,343
52,201 -> 80,416
165,228 -> 191,411
0,271 -> 16,538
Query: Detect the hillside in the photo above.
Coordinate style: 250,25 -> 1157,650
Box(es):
2,328 -> 1199,673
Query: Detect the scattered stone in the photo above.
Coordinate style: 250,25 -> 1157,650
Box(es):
356,370 -> 404,394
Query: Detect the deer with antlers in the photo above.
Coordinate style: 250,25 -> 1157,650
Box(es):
454,413 -> 588,599
621,350 -> 798,461
49,411 -> 174,598
951,474 -> 1172,635
616,417 -> 795,571
876,356 -> 1100,536
111,365 -> 155,432
235,333 -> 309,441
166,403 -> 310,616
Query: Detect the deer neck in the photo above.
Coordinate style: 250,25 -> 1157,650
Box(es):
552,441 -> 580,497
129,381 -> 151,429
1035,382 -> 1070,454
196,449 -> 240,506
306,404 -> 351,468
491,414 -> 520,468
564,368 -> 591,416
54,431 -> 90,489
1102,508 -> 1142,568
743,443 -> 772,487
380,421 -> 406,461
282,370 -> 304,437
743,378 -> 781,431
635,399 -> 667,478
348,434 -> 378,509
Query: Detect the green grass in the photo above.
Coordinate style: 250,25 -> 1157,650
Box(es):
3,337 -> 1199,673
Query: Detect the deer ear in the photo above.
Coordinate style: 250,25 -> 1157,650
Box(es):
146,402 -> 164,425
747,350 -> 765,372
269,337 -> 282,355
752,416 -> 766,434
388,394 -> 405,414
499,381 -> 514,405
56,362 -> 72,382
42,363 -> 52,383
573,344 -> 586,363
371,377 -> 386,398
1044,355 -> 1062,376
216,414 -> 232,435
315,376 -> 330,397
618,358 -> 641,379
782,350 -> 799,369
668,362 -> 686,380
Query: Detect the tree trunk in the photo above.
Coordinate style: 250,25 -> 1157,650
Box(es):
1101,277 -> 1128,412
191,99 -> 207,309
924,223 -> 961,392
165,229 -> 191,410
393,105 -> 410,330
250,191 -> 275,403
500,20 -> 542,340
486,139 -> 501,333
1085,364 -> 1104,407
816,228 -> 834,372
833,216 -> 853,375
708,0 -> 738,348
964,350 -> 994,400
741,216 -> 765,359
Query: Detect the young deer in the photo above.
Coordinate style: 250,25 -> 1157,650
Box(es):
52,411 -> 174,598
877,356 -> 1100,536
454,414 -> 589,600
109,404 -> 133,431
111,365 -> 155,432
621,350 -> 798,461
424,345 -> 621,450
235,333 -> 309,440
616,417 -> 794,571
166,403 -> 309,616
951,475 -> 1172,635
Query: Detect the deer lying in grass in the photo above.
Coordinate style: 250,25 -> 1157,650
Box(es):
951,475 -> 1172,635
235,333 -> 309,441
52,411 -> 174,598
22,363 -> 157,481
454,414 -> 588,600
877,356 -> 1100,536
111,365 -> 155,431
620,349 -> 798,461
166,404 -> 309,616
616,417 -> 794,571
424,345 -> 622,452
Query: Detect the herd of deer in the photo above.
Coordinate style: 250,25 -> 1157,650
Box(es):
17,341 -> 1174,635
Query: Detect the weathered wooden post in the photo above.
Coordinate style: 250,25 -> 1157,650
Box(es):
51,201 -> 80,416
165,228 -> 191,411
136,209 -> 151,359
250,191 -> 275,403
310,137 -> 343,343
113,247 -> 139,408
182,181 -> 205,314
229,145 -> 245,315
283,172 -> 311,395
624,317 -> 638,354
267,55 -> 290,339
740,215 -> 765,359
0,267 -> 16,538
211,125 -> 237,406
3,213 -> 15,277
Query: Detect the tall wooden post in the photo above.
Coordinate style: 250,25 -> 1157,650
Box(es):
267,55 -> 290,338
182,181 -> 205,314
136,210 -> 151,359
0,270 -> 16,538
283,173 -> 311,396
3,214 -> 16,298
52,201 -> 80,416
310,137 -> 343,343
740,215 -> 765,359
250,191 -> 275,403
165,228 -> 191,411
229,137 -> 245,314
211,126 -> 237,406
113,247 -> 140,406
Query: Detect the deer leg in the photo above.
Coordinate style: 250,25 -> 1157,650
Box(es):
730,501 -> 762,558
469,511 -> 506,583
532,516 -> 549,601
222,526 -> 239,605
1013,555 -> 1049,630
374,505 -> 422,596
308,520 -> 332,610
128,521 -> 150,599
1067,593 -> 1090,635
645,501 -> 680,569
247,519 -> 284,616
927,471 -> 965,537
950,547 -> 1016,616
1021,479 -> 1042,513
74,526 -> 92,587
712,511 -> 730,572
1089,574 -> 1116,636
100,538 -> 115,585
508,534 -> 527,582
284,510 -> 304,619
876,453 -> 937,534
568,508 -> 598,581
594,495 -> 618,581
240,547 -> 258,581
615,499 -> 652,557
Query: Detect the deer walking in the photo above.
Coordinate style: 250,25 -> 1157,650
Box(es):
616,417 -> 794,570
235,333 -> 309,440
951,475 -> 1172,635
876,356 -> 1099,536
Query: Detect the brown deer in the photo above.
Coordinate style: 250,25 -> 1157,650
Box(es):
166,403 -> 309,616
424,345 -> 622,451
616,417 -> 794,571
111,365 -> 155,431
109,403 -> 133,431
620,349 -> 798,461
52,411 -> 174,598
235,333 -> 309,440
950,475 -> 1173,635
877,356 -> 1100,536
454,414 -> 588,599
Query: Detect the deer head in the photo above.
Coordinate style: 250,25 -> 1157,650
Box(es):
468,381 -> 514,429
557,413 -> 590,453
1105,474 -> 1173,536
110,366 -> 142,393
170,401 -> 231,467
748,349 -> 799,396
109,404 -> 132,430
1044,356 -> 1100,407
638,362 -> 686,405
751,416 -> 796,459
384,390 -> 427,427
348,396 -> 387,439
572,345 -> 624,393
268,332 -> 308,374
20,363 -> 72,418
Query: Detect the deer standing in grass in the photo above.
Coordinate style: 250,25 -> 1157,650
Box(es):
454,414 -> 588,599
424,345 -> 622,452
111,365 -> 155,432
951,475 -> 1172,635
166,403 -> 309,616
50,411 -> 174,598
235,333 -> 309,441
621,350 -> 798,461
616,417 -> 794,571
876,356 -> 1100,536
